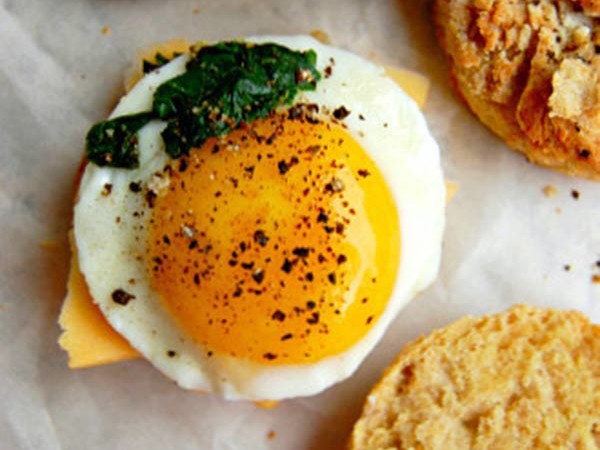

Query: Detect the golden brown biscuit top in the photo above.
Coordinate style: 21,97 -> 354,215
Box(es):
437,0 -> 600,178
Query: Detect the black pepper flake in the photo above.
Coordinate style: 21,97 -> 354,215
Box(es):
167,350 -> 176,358
233,286 -> 243,298
564,264 -> 571,271
318,254 -> 326,263
272,310 -> 286,321
333,106 -> 351,120
212,144 -> 220,154
101,183 -> 113,196
244,165 -> 255,175
194,273 -> 200,285
337,254 -> 347,265
317,211 -> 328,223
188,239 -> 198,250
366,315 -> 374,325
335,223 -> 344,234
129,181 -> 142,193
281,258 -> 294,273
306,300 -> 316,310
252,268 -> 265,284
278,160 -> 290,175
263,352 -> 277,360
578,149 -> 591,159
228,259 -> 238,267
163,235 -> 171,245
292,247 -> 310,258
327,272 -> 337,285
305,272 -> 314,282
281,333 -> 293,341
358,114 -> 365,121
324,177 -> 344,193
253,230 -> 269,247
241,261 -> 255,270
571,189 -> 580,200
324,225 -> 334,234
358,169 -> 370,178
596,45 -> 600,54
178,158 -> 188,172
324,66 -> 333,78
145,190 -> 157,208
307,312 -> 320,325
111,289 -> 135,306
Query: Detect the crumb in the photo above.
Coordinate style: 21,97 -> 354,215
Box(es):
571,189 -> 580,200
310,29 -> 331,44
192,7 -> 200,14
102,26 -> 111,36
542,185 -> 557,198
267,430 -> 276,440
555,207 -> 562,215
592,274 -> 600,284
564,264 -> 571,271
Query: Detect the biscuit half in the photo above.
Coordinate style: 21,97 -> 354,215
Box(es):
434,0 -> 600,180
350,305 -> 599,449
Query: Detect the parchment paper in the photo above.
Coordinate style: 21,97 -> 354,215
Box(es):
1,1 -> 598,449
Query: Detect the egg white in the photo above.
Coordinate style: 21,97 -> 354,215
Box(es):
74,35 -> 445,400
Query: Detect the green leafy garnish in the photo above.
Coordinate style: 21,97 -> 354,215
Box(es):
85,42 -> 321,169
85,112 -> 153,169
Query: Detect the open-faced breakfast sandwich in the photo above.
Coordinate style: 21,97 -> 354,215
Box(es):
351,305 -> 600,449
58,36 -> 446,402
435,0 -> 600,180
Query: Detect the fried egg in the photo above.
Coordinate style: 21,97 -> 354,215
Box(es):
73,35 -> 445,400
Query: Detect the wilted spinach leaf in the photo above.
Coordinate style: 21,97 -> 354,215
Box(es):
85,42 -> 321,168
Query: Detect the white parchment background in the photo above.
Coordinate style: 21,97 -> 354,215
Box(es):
0,1 -> 598,449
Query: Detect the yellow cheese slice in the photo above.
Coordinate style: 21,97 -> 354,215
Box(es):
58,234 -> 139,368
58,61 -> 432,370
385,66 -> 430,109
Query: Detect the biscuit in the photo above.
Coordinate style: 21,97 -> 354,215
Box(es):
434,0 -> 600,180
350,305 -> 600,449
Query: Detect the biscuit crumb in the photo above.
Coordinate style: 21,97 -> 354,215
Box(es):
192,7 -> 200,14
592,274 -> 600,284
267,430 -> 276,440
310,29 -> 331,44
102,26 -> 111,36
542,185 -> 557,197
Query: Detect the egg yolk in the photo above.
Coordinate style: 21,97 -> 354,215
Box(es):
148,109 -> 400,364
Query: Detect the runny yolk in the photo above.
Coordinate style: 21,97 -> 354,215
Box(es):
148,110 -> 400,364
